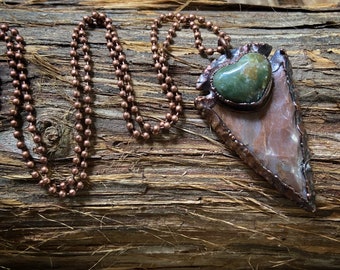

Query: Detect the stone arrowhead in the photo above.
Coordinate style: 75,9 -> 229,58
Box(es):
195,45 -> 315,212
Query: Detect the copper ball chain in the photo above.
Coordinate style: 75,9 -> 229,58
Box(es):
0,24 -> 84,197
1,12 -> 231,197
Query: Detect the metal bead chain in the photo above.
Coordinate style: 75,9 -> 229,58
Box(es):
1,24 -> 85,197
73,11 -> 231,141
0,24 -> 39,179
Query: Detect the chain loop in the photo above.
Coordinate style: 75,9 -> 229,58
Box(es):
71,11 -> 231,140
1,23 -> 85,197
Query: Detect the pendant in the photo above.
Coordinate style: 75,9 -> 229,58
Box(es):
195,43 -> 315,212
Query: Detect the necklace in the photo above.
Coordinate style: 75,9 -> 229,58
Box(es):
1,12 -> 315,211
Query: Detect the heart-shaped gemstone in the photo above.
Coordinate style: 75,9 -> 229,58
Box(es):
212,53 -> 272,104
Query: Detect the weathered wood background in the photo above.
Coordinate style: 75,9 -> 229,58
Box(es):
0,1 -> 339,269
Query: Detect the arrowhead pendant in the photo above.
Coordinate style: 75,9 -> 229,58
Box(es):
195,43 -> 315,212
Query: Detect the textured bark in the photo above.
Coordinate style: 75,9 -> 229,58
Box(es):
0,1 -> 339,269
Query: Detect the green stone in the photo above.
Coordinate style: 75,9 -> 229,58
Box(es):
212,53 -> 272,104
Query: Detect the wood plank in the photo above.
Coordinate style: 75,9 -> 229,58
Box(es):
0,3 -> 339,269
4,0 -> 340,11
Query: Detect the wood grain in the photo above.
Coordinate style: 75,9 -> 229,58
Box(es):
0,1 -> 339,269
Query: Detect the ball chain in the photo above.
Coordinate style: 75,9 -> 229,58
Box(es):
0,24 -> 86,197
1,12 -> 231,197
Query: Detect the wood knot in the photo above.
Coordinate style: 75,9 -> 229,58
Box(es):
35,110 -> 73,158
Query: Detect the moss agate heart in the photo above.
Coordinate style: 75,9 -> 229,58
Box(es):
212,53 -> 272,104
